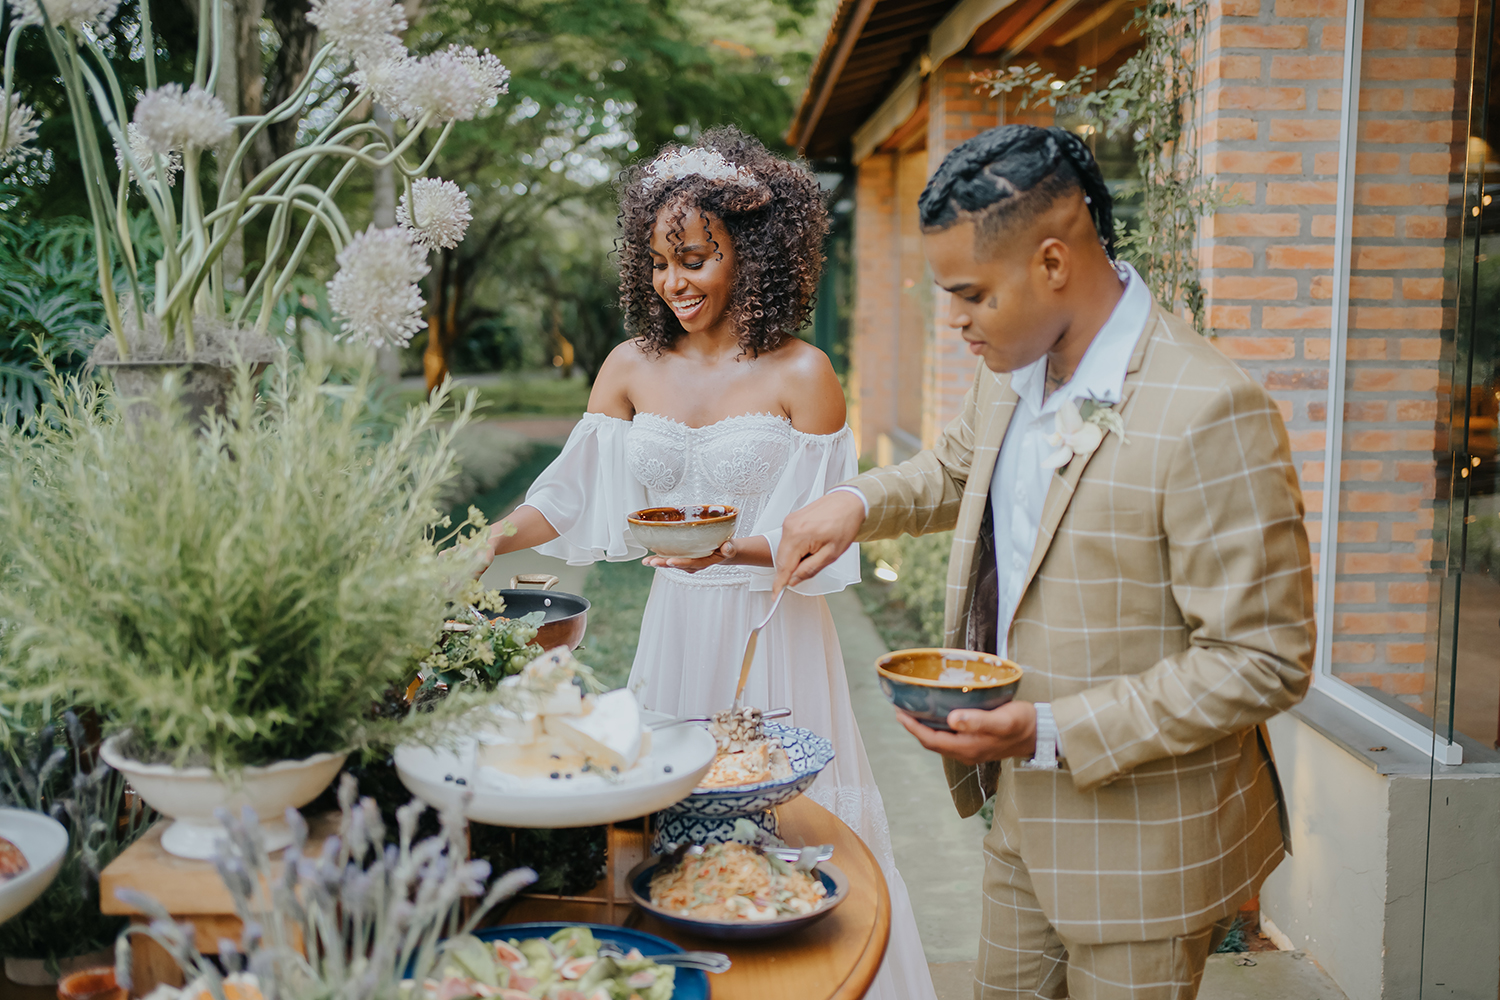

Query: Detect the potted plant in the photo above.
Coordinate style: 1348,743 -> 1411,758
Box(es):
0,0 -> 504,411
0,711 -> 154,986
0,355 -> 490,858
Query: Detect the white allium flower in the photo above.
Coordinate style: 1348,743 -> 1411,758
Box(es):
1,95 -> 39,164
306,0 -> 406,61
8,0 -> 119,29
349,46 -> 412,111
114,122 -> 181,187
132,84 -> 234,154
399,45 -> 509,122
328,225 -> 430,348
452,45 -> 510,106
397,178 -> 472,250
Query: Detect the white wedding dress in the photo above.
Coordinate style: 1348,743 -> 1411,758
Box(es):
521,410 -> 937,1000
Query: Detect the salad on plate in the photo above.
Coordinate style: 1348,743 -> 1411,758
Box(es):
419,926 -> 674,1000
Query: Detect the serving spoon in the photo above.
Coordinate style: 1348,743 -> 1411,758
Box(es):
731,587 -> 787,711
596,940 -> 732,974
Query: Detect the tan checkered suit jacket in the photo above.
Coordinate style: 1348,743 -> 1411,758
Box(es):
847,302 -> 1316,944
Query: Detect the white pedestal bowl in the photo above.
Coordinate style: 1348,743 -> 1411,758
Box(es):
100,737 -> 347,860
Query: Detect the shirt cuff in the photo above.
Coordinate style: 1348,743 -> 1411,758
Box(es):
829,485 -> 870,517
1024,702 -> 1062,769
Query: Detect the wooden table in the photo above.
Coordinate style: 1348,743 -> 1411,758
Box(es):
503,797 -> 891,1000
99,813 -> 343,992
100,797 -> 890,1000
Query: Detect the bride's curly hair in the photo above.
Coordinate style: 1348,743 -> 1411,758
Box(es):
616,126 -> 829,357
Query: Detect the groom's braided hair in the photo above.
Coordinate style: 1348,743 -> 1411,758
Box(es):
616,126 -> 828,357
918,124 -> 1116,259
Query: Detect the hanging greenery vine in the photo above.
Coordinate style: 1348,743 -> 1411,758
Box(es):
972,0 -> 1218,334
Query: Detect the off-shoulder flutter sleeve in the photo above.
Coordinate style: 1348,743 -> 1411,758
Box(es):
519,412 -> 648,566
747,424 -> 861,597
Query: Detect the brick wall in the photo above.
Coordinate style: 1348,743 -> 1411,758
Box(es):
852,153 -> 899,457
1201,0 -> 1468,704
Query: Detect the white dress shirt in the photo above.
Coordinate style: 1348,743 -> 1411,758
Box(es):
990,260 -> 1150,660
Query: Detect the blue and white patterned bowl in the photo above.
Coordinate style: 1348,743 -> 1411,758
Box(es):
652,722 -> 834,852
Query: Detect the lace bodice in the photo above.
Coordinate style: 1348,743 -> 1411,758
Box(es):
626,412 -> 792,535
522,409 -> 860,595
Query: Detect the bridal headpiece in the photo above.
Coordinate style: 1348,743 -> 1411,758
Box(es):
641,146 -> 765,195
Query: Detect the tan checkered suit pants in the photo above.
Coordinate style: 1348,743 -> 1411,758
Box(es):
975,763 -> 1235,1000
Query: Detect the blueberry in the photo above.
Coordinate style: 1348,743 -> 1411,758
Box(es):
444,774 -> 454,782
550,772 -> 560,779
663,765 -> 673,773
564,773 -> 573,779
610,765 -> 619,773
455,777 -> 467,786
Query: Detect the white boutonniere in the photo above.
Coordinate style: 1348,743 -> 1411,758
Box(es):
1043,397 -> 1129,470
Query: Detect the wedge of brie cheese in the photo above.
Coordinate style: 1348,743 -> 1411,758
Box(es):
544,688 -> 644,770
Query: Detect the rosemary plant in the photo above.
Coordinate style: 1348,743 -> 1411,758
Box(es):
114,774 -> 537,1000
0,355 -> 489,770
0,0 -> 505,357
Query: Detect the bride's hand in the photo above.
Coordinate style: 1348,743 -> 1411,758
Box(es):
643,540 -> 737,573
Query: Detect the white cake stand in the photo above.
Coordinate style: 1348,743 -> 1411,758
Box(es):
0,808 -> 68,924
393,713 -> 716,829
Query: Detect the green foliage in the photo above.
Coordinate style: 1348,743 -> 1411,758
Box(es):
0,358 -> 484,770
0,711 -> 154,965
415,582 -> 546,692
578,558 -> 658,692
0,216 -> 111,424
862,532 -> 954,648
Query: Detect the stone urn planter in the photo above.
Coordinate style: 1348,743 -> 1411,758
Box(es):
99,737 -> 347,860
95,360 -> 244,427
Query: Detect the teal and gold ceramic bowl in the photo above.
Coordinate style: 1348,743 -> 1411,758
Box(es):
876,648 -> 1023,731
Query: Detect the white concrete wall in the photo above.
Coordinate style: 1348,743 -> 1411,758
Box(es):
1262,712 -> 1391,1000
1262,710 -> 1500,1000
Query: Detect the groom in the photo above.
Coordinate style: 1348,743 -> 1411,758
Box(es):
773,125 -> 1316,998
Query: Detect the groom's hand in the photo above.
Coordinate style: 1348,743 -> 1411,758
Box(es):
896,702 -> 1038,766
773,490 -> 866,592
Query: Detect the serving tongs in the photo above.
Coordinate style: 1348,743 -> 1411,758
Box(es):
648,707 -> 791,731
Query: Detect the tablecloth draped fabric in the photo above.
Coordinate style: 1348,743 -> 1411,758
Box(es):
522,411 -> 938,1000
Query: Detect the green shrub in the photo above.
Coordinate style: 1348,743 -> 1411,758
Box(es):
0,356 -> 482,770
863,531 -> 954,648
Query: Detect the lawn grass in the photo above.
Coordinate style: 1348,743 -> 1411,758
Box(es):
576,558 -> 655,692
398,372 -> 592,418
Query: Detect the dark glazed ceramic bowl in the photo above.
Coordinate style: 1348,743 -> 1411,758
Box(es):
626,856 -> 849,941
876,648 -> 1023,731
627,505 -> 739,558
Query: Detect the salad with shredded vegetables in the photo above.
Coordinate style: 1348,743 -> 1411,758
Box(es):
649,841 -> 827,922
419,926 -> 674,1000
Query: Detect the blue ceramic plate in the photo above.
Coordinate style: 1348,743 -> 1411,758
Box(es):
624,856 -> 849,941
475,922 -> 709,1000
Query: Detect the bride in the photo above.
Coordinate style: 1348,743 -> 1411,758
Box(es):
483,127 -> 937,1000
